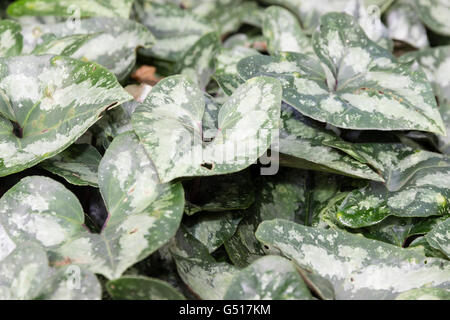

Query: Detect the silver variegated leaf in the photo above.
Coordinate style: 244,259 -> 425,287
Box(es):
224,255 -> 313,300
256,219 -> 450,299
415,0 -> 450,36
21,17 -> 154,81
336,145 -> 450,227
260,0 -> 394,34
176,31 -> 220,89
0,55 -> 132,177
106,276 -> 185,300
0,132 -> 185,279
278,105 -> 384,181
31,34 -> 97,57
401,46 -> 450,154
134,2 -> 214,62
40,144 -> 102,187
7,0 -> 134,18
386,0 -> 429,48
132,75 -> 282,183
262,6 -> 313,55
238,13 -> 445,135
214,46 -> 260,96
0,20 -> 23,57
0,242 -> 101,300
425,217 -> 450,259
189,0 -> 255,36
344,0 -> 392,51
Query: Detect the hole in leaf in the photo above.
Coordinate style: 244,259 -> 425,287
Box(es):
200,162 -> 213,170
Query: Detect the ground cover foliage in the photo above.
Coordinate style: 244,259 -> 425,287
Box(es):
0,0 -> 449,300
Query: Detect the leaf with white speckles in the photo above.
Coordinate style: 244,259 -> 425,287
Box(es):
426,217 -> 450,259
176,31 -> 220,89
132,75 -> 282,183
224,255 -> 313,300
7,0 -> 134,18
106,276 -> 185,300
262,6 -> 313,55
31,34 -> 97,57
336,145 -> 450,228
415,0 -> 450,36
0,242 -> 101,300
40,144 -> 102,187
260,0 -> 394,34
213,46 -> 260,96
386,0 -> 429,48
0,133 -> 184,279
238,13 -> 446,135
189,0 -> 256,36
0,20 -> 23,58
0,55 -> 132,177
256,219 -> 450,299
278,105 -> 384,181
401,46 -> 450,154
21,17 -> 154,80
134,2 -> 214,62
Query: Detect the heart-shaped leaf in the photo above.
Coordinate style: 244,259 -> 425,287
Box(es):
40,143 -> 102,187
223,255 -> 313,300
262,6 -> 313,55
21,17 -> 154,81
106,276 -> 185,300
0,132 -> 185,279
415,0 -> 450,36
0,55 -> 132,177
256,219 -> 450,299
7,0 -> 134,18
0,20 -> 23,58
132,75 -> 282,183
0,242 -> 101,300
238,13 -> 445,135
